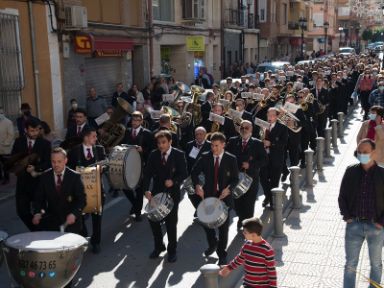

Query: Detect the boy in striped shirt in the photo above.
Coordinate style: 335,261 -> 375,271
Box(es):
219,217 -> 277,288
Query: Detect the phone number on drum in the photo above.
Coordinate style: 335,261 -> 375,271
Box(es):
18,260 -> 56,270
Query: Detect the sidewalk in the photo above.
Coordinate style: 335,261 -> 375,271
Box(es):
270,110 -> 375,288
0,175 -> 16,202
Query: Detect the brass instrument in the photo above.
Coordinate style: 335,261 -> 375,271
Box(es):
277,108 -> 302,133
5,152 -> 39,176
190,85 -> 204,126
160,106 -> 180,135
300,93 -> 315,112
98,97 -> 133,149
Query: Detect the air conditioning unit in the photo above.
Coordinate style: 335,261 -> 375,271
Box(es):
64,6 -> 87,30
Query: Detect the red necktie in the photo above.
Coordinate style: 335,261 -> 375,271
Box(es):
28,140 -> 32,154
56,174 -> 62,193
77,126 -> 81,136
213,156 -> 219,195
242,140 -> 247,151
161,152 -> 167,165
86,148 -> 92,160
265,129 -> 270,140
132,129 -> 137,139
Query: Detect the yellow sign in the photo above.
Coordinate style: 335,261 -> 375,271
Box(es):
186,36 -> 205,52
74,35 -> 92,53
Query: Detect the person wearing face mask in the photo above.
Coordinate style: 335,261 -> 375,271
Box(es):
368,81 -> 384,109
338,138 -> 384,288
0,108 -> 15,185
356,69 -> 375,120
356,106 -> 384,143
67,99 -> 79,128
16,103 -> 40,137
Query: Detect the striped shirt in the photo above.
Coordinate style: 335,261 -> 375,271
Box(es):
228,239 -> 277,288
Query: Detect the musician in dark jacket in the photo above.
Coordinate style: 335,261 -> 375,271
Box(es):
227,120 -> 267,229
63,108 -> 91,151
143,130 -> 187,263
152,114 -> 179,148
11,118 -> 51,231
260,108 -> 288,208
191,132 -> 239,265
33,147 -> 86,233
311,77 -> 330,137
120,111 -> 154,220
67,127 -> 106,253
185,127 -> 211,209
201,92 -> 214,123
201,103 -> 236,139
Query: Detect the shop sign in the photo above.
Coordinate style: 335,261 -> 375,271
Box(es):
186,36 -> 205,52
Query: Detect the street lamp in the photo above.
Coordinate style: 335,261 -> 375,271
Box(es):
338,27 -> 344,48
299,16 -> 307,60
324,21 -> 329,53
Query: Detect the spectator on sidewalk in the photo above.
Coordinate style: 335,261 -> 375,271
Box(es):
0,107 -> 15,185
219,217 -> 277,288
86,87 -> 107,128
67,99 -> 79,128
338,138 -> 384,288
368,80 -> 384,108
16,103 -> 40,137
356,105 -> 384,143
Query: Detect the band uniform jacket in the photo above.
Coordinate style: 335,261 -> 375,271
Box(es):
201,101 -> 212,122
311,87 -> 330,109
265,122 -> 289,166
226,136 -> 267,182
121,127 -> 154,163
34,168 -> 86,233
11,136 -> 52,173
142,148 -> 188,204
152,127 -> 179,148
191,151 -> 239,207
201,116 -> 237,139
67,144 -> 106,170
65,123 -> 91,140
185,140 -> 211,173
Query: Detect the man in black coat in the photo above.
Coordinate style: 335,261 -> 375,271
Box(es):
111,82 -> 135,108
152,114 -> 179,148
311,77 -> 330,137
11,118 -> 51,231
201,92 -> 214,123
260,108 -> 288,208
201,103 -> 236,139
32,147 -> 86,234
227,120 -> 267,229
191,132 -> 239,265
120,111 -> 154,220
143,130 -> 187,263
63,108 -> 91,150
185,127 -> 211,209
67,127 -> 107,253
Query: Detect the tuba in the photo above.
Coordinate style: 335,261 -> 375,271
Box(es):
277,108 -> 302,133
98,97 -> 133,149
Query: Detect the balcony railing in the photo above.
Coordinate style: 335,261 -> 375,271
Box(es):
225,9 -> 245,27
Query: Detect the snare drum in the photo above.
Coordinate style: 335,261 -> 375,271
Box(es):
197,197 -> 228,229
0,230 -> 8,267
3,231 -> 88,288
180,176 -> 195,195
76,165 -> 102,214
108,145 -> 142,190
145,193 -> 174,222
232,172 -> 253,199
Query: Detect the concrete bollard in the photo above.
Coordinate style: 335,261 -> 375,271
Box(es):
305,149 -> 314,187
200,264 -> 220,288
272,188 -> 285,238
337,112 -> 344,139
316,137 -> 325,172
331,119 -> 338,148
289,166 -> 301,209
324,128 -> 332,158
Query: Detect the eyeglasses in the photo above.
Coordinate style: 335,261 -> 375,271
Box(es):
240,126 -> 251,130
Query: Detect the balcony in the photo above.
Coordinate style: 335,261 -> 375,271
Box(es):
225,9 -> 245,27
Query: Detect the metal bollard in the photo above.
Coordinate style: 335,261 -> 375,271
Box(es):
200,264 -> 220,288
331,119 -> 338,148
289,166 -> 301,209
337,112 -> 344,139
324,128 -> 332,158
305,149 -> 314,187
316,137 -> 325,172
272,188 -> 285,238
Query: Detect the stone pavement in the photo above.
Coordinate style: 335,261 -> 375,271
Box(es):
268,110 -> 377,288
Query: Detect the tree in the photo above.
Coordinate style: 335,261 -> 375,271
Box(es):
362,29 -> 373,42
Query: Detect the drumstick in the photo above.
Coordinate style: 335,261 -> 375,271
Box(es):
60,222 -> 68,233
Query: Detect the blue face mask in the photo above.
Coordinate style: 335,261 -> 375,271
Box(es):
369,113 -> 377,121
357,153 -> 371,165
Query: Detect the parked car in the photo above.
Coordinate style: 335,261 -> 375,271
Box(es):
256,61 -> 290,73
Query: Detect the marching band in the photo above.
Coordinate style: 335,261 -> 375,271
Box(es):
2,52 -> 383,287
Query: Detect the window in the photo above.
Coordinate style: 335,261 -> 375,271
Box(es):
258,0 -> 267,23
183,0 -> 205,20
283,3 -> 287,25
271,1 -> 276,23
153,0 -> 175,22
0,9 -> 24,117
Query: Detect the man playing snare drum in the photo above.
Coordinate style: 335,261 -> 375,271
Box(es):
191,132 -> 239,265
143,130 -> 187,263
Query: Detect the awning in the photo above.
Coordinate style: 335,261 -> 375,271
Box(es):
74,34 -> 134,56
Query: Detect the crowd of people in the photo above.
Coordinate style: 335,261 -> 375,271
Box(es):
1,51 -> 384,288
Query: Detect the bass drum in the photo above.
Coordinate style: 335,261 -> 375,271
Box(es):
3,231 -> 88,288
0,231 -> 8,267
108,145 -> 142,190
76,165 -> 102,214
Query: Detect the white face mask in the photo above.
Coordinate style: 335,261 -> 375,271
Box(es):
71,103 -> 78,110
